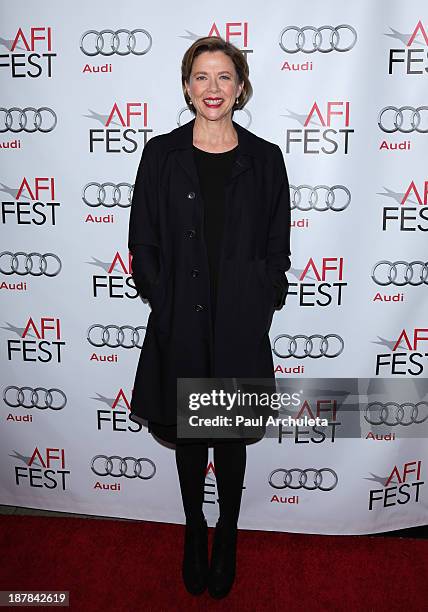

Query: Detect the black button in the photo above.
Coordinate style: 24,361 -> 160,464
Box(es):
191,268 -> 199,278
186,229 -> 196,239
195,304 -> 204,311
187,191 -> 196,199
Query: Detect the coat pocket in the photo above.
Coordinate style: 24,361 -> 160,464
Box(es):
256,259 -> 277,308
149,266 -> 172,318
149,266 -> 174,343
239,260 -> 276,341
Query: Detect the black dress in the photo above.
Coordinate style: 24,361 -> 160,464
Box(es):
148,144 -> 239,444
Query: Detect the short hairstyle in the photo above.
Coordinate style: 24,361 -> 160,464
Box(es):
181,36 -> 253,114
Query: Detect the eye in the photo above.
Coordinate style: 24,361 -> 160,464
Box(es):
220,75 -> 231,79
195,75 -> 206,80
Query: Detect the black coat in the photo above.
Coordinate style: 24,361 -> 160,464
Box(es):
128,117 -> 291,425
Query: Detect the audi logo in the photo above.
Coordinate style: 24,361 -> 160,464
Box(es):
0,107 -> 57,133
290,185 -> 351,211
87,325 -> 146,348
371,261 -> 428,286
83,182 -> 133,208
365,402 -> 428,426
91,455 -> 156,479
269,468 -> 338,491
80,29 -> 152,56
279,25 -> 357,54
272,334 -> 344,359
378,106 -> 428,133
3,386 -> 67,410
0,252 -> 62,276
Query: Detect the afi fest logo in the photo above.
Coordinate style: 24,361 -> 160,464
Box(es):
368,460 -> 424,510
90,251 -> 138,299
14,447 -> 70,490
375,328 -> 428,376
203,461 -> 246,507
5,317 -> 65,362
284,102 -> 354,154
94,387 -> 144,433
387,20 -> 428,75
0,26 -> 56,78
88,102 -> 152,153
1,177 -> 59,226
276,395 -> 340,444
287,256 -> 347,306
182,22 -> 252,58
380,179 -> 428,232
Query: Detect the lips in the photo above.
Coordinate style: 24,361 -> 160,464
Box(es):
203,98 -> 224,107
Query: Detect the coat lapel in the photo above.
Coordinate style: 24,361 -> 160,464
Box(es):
228,151 -> 252,182
176,147 -> 200,191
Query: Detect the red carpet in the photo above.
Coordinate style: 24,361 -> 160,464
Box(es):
1,515 -> 427,611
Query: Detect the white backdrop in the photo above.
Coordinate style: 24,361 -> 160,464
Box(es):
1,0 -> 427,534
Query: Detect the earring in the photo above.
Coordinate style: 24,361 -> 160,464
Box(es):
189,99 -> 193,105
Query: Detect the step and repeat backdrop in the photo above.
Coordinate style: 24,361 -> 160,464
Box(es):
1,1 -> 427,534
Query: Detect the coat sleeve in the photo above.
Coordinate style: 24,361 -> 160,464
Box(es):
266,145 -> 292,310
128,138 -> 160,301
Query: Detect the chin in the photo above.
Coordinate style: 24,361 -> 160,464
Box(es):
198,109 -> 232,121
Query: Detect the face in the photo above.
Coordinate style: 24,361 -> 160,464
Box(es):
185,50 -> 244,121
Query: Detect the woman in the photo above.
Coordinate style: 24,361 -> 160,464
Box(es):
128,36 -> 291,598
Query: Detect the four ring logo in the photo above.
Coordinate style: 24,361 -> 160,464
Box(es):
91,455 -> 156,479
279,25 -> 357,53
291,185 -> 351,211
269,468 -> 338,490
80,29 -> 152,56
0,252 -> 62,276
272,334 -> 344,359
3,386 -> 67,410
83,182 -> 133,208
0,107 -> 57,133
87,324 -> 146,348
365,402 -> 428,426
378,106 -> 428,133
371,261 -> 428,286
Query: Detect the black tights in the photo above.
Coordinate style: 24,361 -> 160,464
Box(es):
175,441 -> 247,528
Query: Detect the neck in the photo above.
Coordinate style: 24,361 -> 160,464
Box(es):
193,114 -> 238,150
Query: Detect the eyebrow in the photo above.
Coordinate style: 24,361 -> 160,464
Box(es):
193,70 -> 233,75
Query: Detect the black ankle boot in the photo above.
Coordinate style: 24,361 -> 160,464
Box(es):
182,519 -> 209,595
208,521 -> 238,599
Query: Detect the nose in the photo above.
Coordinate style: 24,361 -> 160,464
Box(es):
205,77 -> 221,92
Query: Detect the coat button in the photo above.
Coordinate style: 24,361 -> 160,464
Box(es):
195,304 -> 204,311
186,229 -> 196,239
191,268 -> 199,278
187,191 -> 196,199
